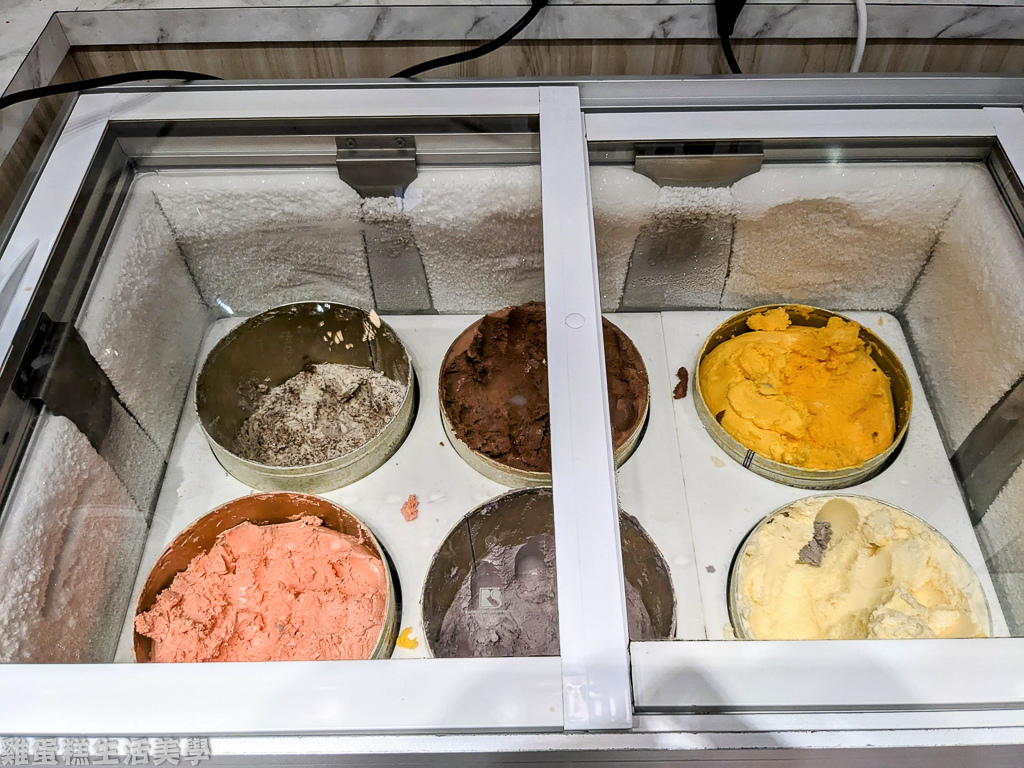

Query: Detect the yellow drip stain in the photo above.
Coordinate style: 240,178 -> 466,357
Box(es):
396,627 -> 419,650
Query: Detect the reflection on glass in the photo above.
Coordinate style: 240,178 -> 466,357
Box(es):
1,140 -> 558,664
594,157 -> 1024,641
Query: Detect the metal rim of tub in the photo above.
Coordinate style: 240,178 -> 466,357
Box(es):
195,301 -> 415,494
726,493 -> 992,641
420,486 -> 677,658
133,492 -> 398,662
693,304 -> 913,490
438,309 -> 650,488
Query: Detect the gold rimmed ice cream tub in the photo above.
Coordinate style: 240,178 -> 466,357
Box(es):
196,301 -> 415,493
693,304 -> 912,490
134,492 -> 398,662
727,494 -> 991,641
438,305 -> 650,488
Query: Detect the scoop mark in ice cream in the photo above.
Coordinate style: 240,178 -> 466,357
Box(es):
135,516 -> 388,662
699,307 -> 896,470
435,533 -> 656,657
735,496 -> 989,640
440,302 -> 648,473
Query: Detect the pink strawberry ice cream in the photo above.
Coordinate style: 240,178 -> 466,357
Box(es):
135,516 -> 387,662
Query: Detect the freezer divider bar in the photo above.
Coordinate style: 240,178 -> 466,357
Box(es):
540,86 -> 633,731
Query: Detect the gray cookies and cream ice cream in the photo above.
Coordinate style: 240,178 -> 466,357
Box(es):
235,363 -> 405,467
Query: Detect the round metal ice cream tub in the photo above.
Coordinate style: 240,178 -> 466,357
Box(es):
134,492 -> 398,662
693,304 -> 912,490
196,302 -> 415,493
421,487 -> 676,657
727,494 -> 991,641
438,306 -> 650,488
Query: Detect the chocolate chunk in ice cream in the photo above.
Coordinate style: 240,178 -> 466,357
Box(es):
797,520 -> 834,567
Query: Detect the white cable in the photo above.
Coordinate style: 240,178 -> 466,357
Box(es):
851,0 -> 868,73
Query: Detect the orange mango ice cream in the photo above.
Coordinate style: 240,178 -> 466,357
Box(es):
699,307 -> 896,470
136,516 -> 387,662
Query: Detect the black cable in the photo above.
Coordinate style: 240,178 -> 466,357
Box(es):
0,70 -> 221,113
714,0 -> 748,75
392,0 -> 549,79
720,35 -> 742,76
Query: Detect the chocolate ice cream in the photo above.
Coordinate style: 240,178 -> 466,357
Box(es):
440,302 -> 648,473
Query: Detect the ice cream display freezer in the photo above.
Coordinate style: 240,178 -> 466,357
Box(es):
2,77 -> 1024,764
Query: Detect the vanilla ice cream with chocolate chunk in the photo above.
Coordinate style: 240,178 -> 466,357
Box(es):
733,496 -> 989,640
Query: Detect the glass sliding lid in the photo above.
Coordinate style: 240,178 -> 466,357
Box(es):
0,84 -> 625,737
586,105 -> 1024,715
5,78 -> 1024,751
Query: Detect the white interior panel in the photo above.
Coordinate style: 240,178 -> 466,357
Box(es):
150,169 -> 374,314
904,167 -> 1024,452
724,164 -> 967,310
78,176 -> 208,453
0,415 -> 145,662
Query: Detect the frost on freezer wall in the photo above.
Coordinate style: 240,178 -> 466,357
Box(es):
0,415 -> 145,663
407,167 -> 544,313
150,170 -> 374,314
78,176 -> 208,455
721,164 -> 967,310
590,164 -> 971,312
904,167 -> 1024,453
977,462 -> 1024,634
590,167 -> 659,311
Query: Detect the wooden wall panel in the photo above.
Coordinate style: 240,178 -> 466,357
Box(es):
71,39 -> 1024,82
0,55 -> 83,230
2,38 -> 1023,226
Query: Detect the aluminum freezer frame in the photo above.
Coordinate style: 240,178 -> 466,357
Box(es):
0,84 -> 630,736
0,77 -> 1023,760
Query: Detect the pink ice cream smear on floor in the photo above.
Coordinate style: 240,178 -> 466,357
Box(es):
135,516 -> 387,662
401,494 -> 419,522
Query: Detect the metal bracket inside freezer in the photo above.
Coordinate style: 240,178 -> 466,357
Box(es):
953,374 -> 1024,521
360,209 -> 434,314
336,135 -> 418,197
633,140 -> 763,187
14,314 -> 110,446
13,314 -> 164,513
